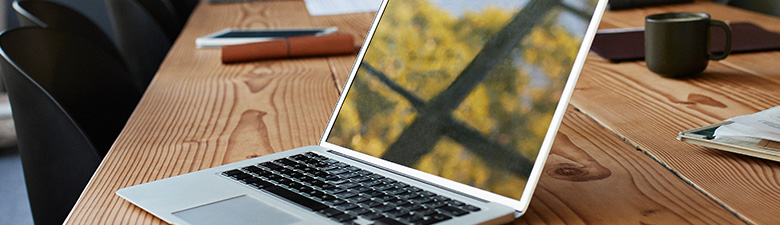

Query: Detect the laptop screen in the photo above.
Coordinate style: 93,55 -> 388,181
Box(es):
325,0 -> 600,201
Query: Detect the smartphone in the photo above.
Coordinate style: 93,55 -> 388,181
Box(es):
196,27 -> 338,48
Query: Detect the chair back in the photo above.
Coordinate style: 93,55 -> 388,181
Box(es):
104,0 -> 172,91
171,0 -> 199,25
134,0 -> 183,41
12,0 -> 146,92
0,27 -> 141,225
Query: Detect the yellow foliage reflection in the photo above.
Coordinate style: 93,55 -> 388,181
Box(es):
328,0 -> 595,200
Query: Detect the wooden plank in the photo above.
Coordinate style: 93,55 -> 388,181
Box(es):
517,107 -> 742,224
573,3 -> 780,224
65,1 -> 348,224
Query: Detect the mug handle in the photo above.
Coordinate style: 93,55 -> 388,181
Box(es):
709,20 -> 731,60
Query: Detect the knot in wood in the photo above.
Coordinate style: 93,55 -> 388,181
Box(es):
555,166 -> 585,176
546,163 -> 611,182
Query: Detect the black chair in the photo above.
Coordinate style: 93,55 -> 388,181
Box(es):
0,27 -> 141,225
10,0 -> 136,89
134,0 -> 184,41
105,0 -> 172,91
171,0 -> 200,25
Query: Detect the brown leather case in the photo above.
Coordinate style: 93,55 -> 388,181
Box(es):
221,34 -> 355,63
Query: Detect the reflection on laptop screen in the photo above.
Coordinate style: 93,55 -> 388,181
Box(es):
327,0 -> 598,201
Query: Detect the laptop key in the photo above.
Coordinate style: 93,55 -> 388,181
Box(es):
375,183 -> 395,191
344,166 -> 361,172
412,208 -> 437,216
264,186 -> 328,211
385,188 -> 407,195
437,206 -> 469,217
461,204 -> 481,212
309,179 -> 327,187
323,198 -> 347,206
362,200 -> 382,208
247,179 -> 274,189
335,191 -> 358,199
432,195 -> 450,202
223,169 -> 243,176
242,165 -> 265,174
250,169 -> 273,178
224,170 -> 252,180
339,172 -> 361,179
373,217 -> 407,225
362,179 -> 384,187
405,204 -> 424,212
443,199 -> 462,206
348,207 -> 372,215
319,207 -> 344,217
424,200 -> 446,209
362,190 -> 384,197
352,185 -> 372,193
387,208 -> 412,217
387,199 -> 411,207
375,203 -> 397,212
398,214 -> 423,223
375,194 -> 396,202
360,212 -> 385,220
348,195 -> 370,203
298,176 -> 318,184
410,197 -> 432,204
350,176 -> 372,183
328,168 -> 349,175
325,187 -> 346,194
378,178 -> 397,184
260,162 -> 282,170
275,177 -> 295,186
398,192 -> 419,200
367,174 -> 384,179
340,182 -> 361,189
275,158 -> 298,167
332,213 -> 357,223
412,213 -> 451,225
335,202 -> 359,210
290,154 -> 310,161
429,213 -> 452,222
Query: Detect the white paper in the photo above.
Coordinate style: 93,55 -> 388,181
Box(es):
715,106 -> 780,142
304,0 -> 382,16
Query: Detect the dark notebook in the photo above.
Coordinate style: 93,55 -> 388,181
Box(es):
607,0 -> 693,10
591,22 -> 780,62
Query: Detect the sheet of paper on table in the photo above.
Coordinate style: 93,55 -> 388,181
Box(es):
714,106 -> 780,144
303,0 -> 382,16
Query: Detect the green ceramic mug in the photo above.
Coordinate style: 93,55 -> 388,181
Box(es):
645,12 -> 732,78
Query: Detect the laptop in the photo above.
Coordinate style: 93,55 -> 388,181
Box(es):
117,0 -> 607,224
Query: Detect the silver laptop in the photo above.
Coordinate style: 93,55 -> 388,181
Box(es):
117,0 -> 607,224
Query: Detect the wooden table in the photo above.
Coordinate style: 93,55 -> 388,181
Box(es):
66,1 -> 780,224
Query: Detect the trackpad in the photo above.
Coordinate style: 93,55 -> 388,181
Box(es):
172,195 -> 302,225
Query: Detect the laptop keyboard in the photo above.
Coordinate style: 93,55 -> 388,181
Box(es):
222,152 -> 481,225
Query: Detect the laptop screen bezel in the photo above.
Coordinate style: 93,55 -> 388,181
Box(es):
319,0 -> 609,214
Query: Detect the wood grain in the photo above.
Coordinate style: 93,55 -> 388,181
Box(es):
518,107 -> 742,224
572,3 -> 780,224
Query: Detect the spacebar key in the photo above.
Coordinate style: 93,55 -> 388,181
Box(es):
265,186 -> 329,211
